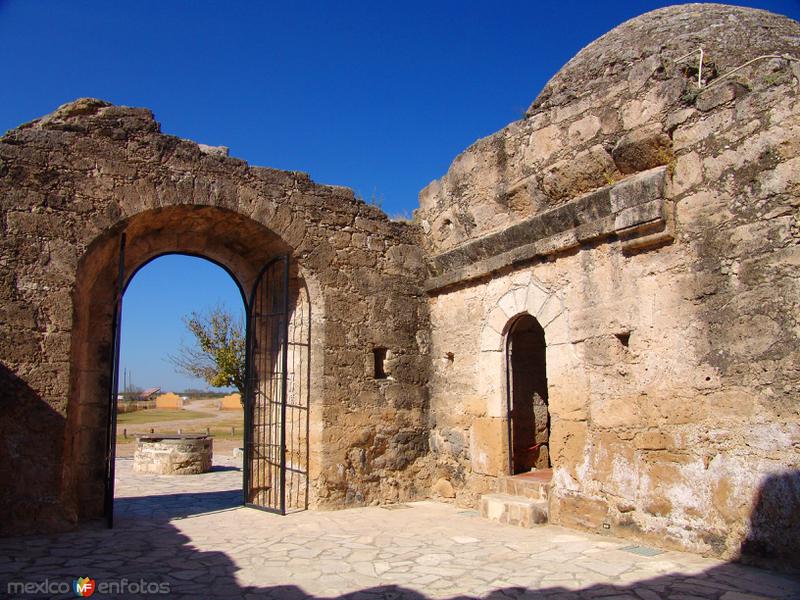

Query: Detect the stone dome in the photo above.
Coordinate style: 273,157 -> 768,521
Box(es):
529,3 -> 800,115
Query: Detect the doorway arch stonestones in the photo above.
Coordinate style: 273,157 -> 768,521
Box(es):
477,276 -> 567,418
0,99 -> 431,533
68,205 -> 320,520
471,274 -> 586,483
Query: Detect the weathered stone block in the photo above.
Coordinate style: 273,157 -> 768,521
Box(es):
550,493 -> 609,530
696,82 -> 749,113
525,284 -> 550,316
612,125 -> 671,174
614,200 -> 664,232
541,145 -> 616,202
634,431 -> 675,451
497,475 -> 551,501
480,493 -> 548,527
549,420 -> 587,478
469,417 -> 507,476
591,395 -> 644,428
672,151 -> 702,195
432,478 -> 456,498
609,166 -> 666,212
568,115 -> 601,145
524,124 -> 562,164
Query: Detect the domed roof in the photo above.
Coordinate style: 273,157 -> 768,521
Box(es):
529,3 -> 800,115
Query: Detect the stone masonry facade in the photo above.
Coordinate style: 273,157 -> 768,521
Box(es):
1,3 -> 798,570
419,4 -> 800,568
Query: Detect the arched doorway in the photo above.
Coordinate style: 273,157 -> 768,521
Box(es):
506,314 -> 549,475
65,206 -> 313,526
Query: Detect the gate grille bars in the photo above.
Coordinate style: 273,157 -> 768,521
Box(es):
284,280 -> 310,512
244,255 -> 310,514
245,255 -> 289,513
103,248 -> 308,524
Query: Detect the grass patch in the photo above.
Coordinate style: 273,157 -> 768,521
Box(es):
117,408 -> 214,424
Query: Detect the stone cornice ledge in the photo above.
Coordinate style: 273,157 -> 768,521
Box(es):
424,166 -> 673,295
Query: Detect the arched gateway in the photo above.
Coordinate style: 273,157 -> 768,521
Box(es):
0,99 -> 430,534
76,206 -> 313,524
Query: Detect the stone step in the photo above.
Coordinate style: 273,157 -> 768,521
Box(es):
479,493 -> 548,528
496,473 -> 552,501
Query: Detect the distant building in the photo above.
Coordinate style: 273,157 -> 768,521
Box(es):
137,387 -> 161,401
219,393 -> 242,410
155,392 -> 183,409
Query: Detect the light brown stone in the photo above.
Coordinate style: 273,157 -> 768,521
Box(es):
469,417 -> 508,477
550,493 -> 609,530
644,497 -> 673,517
432,478 -> 456,498
549,420 -> 587,479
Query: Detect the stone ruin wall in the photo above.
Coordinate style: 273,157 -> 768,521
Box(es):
0,99 -> 431,534
418,5 -> 800,563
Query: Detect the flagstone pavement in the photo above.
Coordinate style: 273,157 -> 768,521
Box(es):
0,455 -> 798,599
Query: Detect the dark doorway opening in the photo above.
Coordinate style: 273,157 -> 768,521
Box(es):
506,314 -> 550,475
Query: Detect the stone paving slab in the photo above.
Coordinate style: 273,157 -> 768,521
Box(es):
0,457 -> 798,599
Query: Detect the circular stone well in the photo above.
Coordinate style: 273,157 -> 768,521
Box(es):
133,434 -> 213,475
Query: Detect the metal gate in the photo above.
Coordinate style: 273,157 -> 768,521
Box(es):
104,233 -> 126,528
244,255 -> 309,514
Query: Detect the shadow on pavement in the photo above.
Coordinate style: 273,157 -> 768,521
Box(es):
1,472 -> 798,598
115,489 -> 243,521
209,465 -> 242,473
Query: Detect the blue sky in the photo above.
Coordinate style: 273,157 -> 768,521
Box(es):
120,256 -> 244,393
2,1 -> 798,391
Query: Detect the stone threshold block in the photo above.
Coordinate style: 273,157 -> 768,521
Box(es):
480,493 -> 549,528
496,473 -> 552,502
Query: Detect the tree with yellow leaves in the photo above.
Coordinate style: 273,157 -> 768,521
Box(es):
168,305 -> 245,400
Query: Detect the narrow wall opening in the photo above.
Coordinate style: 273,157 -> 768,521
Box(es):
506,314 -> 550,475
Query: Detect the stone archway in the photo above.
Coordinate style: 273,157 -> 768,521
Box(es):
1,99 -> 430,534
63,205 -> 320,522
477,277 -> 567,411
471,275 -> 570,477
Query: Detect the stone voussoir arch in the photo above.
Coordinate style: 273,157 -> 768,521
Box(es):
479,276 -> 569,354
64,202 -> 326,520
477,274 -> 570,419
